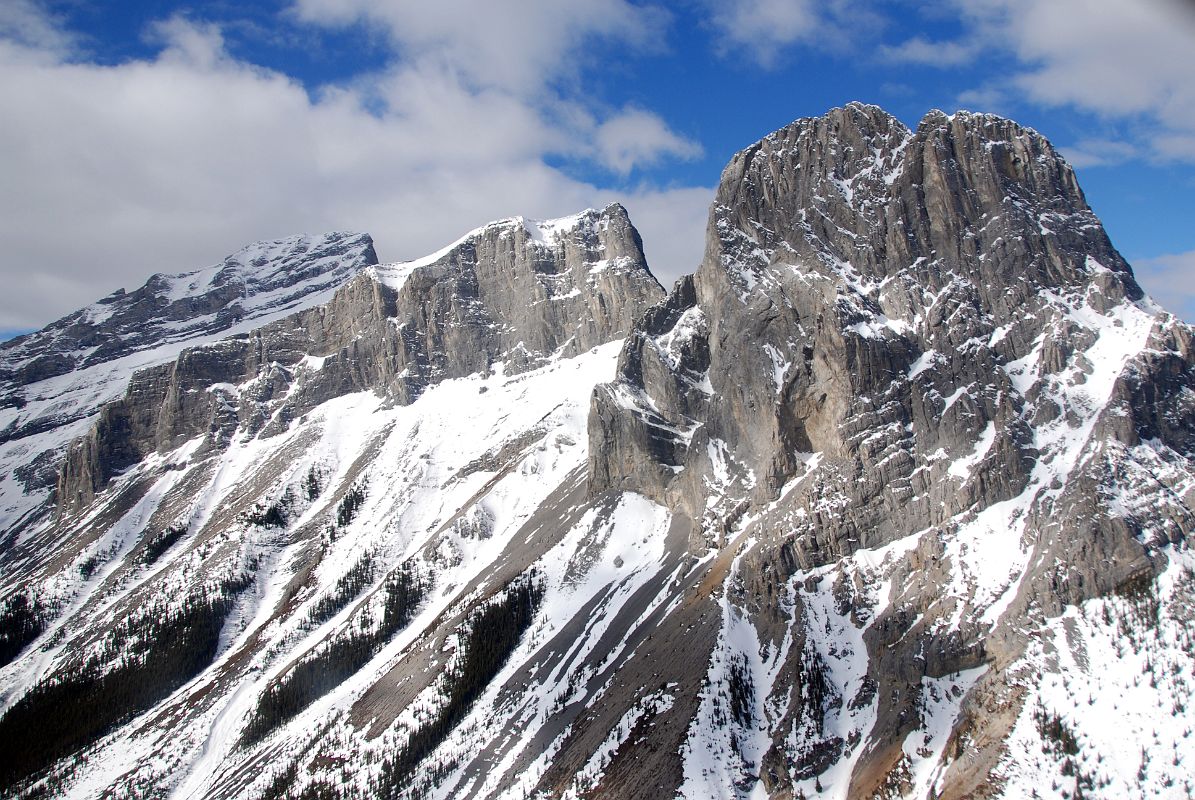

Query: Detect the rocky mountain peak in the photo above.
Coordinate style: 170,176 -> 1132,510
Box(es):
591,102 -> 1177,544
710,103 -> 1132,297
586,104 -> 1194,797
0,231 -> 381,528
317,202 -> 661,401
50,203 -> 660,514
717,101 -> 909,205
0,106 -> 1192,800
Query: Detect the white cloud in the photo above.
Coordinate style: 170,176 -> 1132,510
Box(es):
1058,139 -> 1139,169
1133,250 -> 1195,323
0,0 -> 72,55
0,8 -> 709,330
290,0 -> 667,94
877,36 -> 978,66
614,187 -> 713,289
706,0 -> 818,65
955,86 -> 1012,116
593,108 -> 703,176
908,0 -> 1195,163
144,15 -> 230,68
1154,133 -> 1195,162
704,0 -> 879,67
997,0 -> 1195,126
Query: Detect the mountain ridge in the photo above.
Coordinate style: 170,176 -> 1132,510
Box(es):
0,105 -> 1192,800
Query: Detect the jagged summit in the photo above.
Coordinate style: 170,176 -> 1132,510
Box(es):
1,205 -> 660,523
370,203 -> 657,295
470,204 -> 644,251
47,203 -> 660,513
762,102 -> 1057,158
0,107 -> 1192,800
594,101 -> 1152,510
0,231 -> 381,535
1,203 -> 648,401
714,102 -> 1133,293
591,105 -> 1193,796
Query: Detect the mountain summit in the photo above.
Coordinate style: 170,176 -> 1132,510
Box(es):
0,106 -> 1192,800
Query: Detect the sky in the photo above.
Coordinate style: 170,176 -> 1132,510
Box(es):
2,0 -> 1194,338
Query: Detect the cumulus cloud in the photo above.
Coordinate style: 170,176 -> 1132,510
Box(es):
877,36 -> 979,67
987,0 -> 1195,123
0,6 -> 708,330
290,0 -> 667,94
0,0 -> 72,55
706,0 -> 819,65
593,108 -> 703,176
1134,250 -> 1195,322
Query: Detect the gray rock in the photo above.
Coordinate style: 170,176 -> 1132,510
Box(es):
57,204 -> 662,512
0,231 -> 378,399
588,102 -> 1193,795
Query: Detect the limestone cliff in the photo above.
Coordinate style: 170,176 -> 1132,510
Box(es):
589,103 -> 1194,797
56,204 -> 661,512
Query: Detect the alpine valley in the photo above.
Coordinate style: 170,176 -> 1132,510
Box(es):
0,104 -> 1192,800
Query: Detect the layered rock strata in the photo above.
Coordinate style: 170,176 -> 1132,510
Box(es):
589,102 -> 1194,796
0,106 -> 1191,800
57,204 -> 661,512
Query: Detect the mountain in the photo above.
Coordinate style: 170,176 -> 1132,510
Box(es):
0,231 -> 379,530
0,105 -> 1192,800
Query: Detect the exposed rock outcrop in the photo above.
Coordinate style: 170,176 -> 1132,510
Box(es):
0,231 -> 379,398
589,103 -> 1194,796
591,104 -> 1141,522
56,204 -> 662,512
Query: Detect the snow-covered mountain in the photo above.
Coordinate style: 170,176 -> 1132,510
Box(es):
1,105 -> 1193,800
0,231 -> 379,532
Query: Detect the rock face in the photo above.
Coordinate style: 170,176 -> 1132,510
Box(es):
53,204 -> 660,513
0,232 -> 380,530
0,107 -> 1193,800
590,103 -> 1195,797
592,104 -> 1146,519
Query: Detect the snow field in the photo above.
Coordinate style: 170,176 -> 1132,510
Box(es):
997,549 -> 1195,800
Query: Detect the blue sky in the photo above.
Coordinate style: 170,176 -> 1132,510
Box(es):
2,0 -> 1194,337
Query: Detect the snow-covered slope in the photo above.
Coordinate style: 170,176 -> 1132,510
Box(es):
0,232 -> 379,534
0,107 -> 1193,800
0,201 -> 671,800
